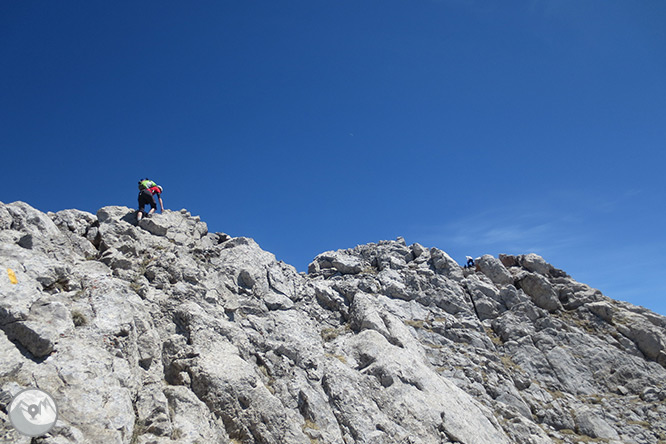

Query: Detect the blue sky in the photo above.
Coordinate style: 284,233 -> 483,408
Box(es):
1,1 -> 665,314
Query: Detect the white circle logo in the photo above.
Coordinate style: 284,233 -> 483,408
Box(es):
8,388 -> 58,437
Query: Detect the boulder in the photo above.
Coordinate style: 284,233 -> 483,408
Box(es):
519,253 -> 553,276
476,255 -> 514,287
517,273 -> 562,312
429,248 -> 464,281
615,312 -> 666,361
309,250 -> 365,275
575,408 -> 620,440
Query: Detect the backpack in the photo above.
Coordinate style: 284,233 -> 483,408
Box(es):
138,179 -> 157,190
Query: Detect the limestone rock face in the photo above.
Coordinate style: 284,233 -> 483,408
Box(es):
476,254 -> 514,286
1,200 -> 665,444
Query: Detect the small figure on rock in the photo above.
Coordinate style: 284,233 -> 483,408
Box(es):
465,256 -> 475,268
136,178 -> 164,221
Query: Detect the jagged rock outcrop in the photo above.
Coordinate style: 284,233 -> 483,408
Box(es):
0,201 -> 665,443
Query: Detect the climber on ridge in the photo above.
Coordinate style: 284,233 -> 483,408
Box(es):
136,178 -> 164,221
465,256 -> 475,268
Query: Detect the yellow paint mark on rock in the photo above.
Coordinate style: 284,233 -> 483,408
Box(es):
7,269 -> 18,284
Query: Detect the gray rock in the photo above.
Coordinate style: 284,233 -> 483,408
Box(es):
0,330 -> 23,378
429,248 -> 464,281
411,242 -> 427,258
163,386 -> 229,443
575,408 -> 620,440
350,292 -> 390,337
517,272 -> 562,312
615,312 -> 666,361
499,253 -> 519,268
476,254 -> 514,286
3,201 -> 62,237
519,253 -> 552,276
4,320 -> 56,357
49,208 -> 97,236
1,201 -> 665,444
309,250 -> 366,275
588,300 -> 614,323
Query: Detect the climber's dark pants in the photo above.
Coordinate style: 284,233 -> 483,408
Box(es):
138,190 -> 156,215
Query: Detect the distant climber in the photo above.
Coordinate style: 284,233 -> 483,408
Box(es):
465,256 -> 475,268
136,178 -> 164,221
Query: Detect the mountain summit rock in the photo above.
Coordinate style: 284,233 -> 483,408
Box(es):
0,201 -> 664,443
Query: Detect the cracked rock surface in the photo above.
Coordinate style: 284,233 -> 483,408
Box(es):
0,201 -> 665,443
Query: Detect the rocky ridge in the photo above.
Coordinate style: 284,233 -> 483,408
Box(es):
0,200 -> 665,444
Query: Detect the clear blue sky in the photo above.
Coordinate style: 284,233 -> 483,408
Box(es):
2,1 -> 665,314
